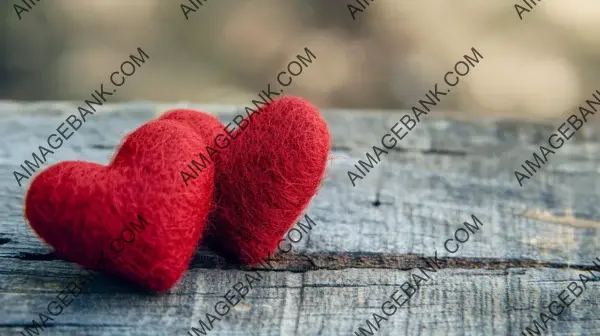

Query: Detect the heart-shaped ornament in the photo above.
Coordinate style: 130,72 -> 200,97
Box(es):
24,120 -> 215,292
160,96 -> 330,264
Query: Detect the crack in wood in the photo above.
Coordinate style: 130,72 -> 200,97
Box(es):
326,145 -> 467,156
89,144 -> 115,150
12,250 -> 599,273
14,252 -> 58,261
182,252 -> 600,273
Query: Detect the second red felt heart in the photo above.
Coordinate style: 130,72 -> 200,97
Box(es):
160,96 -> 330,264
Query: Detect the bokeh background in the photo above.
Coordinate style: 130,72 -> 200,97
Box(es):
2,0 -> 600,118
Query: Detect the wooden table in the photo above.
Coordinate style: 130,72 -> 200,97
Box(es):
0,101 -> 598,336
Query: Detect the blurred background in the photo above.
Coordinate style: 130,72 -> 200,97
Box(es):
2,0 -> 600,118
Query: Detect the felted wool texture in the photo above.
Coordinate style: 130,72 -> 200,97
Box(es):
163,97 -> 331,265
159,109 -> 225,231
159,109 -> 224,147
215,96 -> 330,264
24,119 -> 215,292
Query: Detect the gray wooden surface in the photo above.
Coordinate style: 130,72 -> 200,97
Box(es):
0,101 -> 598,336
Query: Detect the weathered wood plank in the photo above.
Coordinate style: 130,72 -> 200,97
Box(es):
1,267 -> 599,335
0,101 -> 599,335
1,102 -> 598,265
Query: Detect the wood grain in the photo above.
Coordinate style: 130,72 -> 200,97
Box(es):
0,101 -> 598,335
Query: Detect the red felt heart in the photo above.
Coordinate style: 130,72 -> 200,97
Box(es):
24,120 -> 214,292
160,96 -> 330,264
